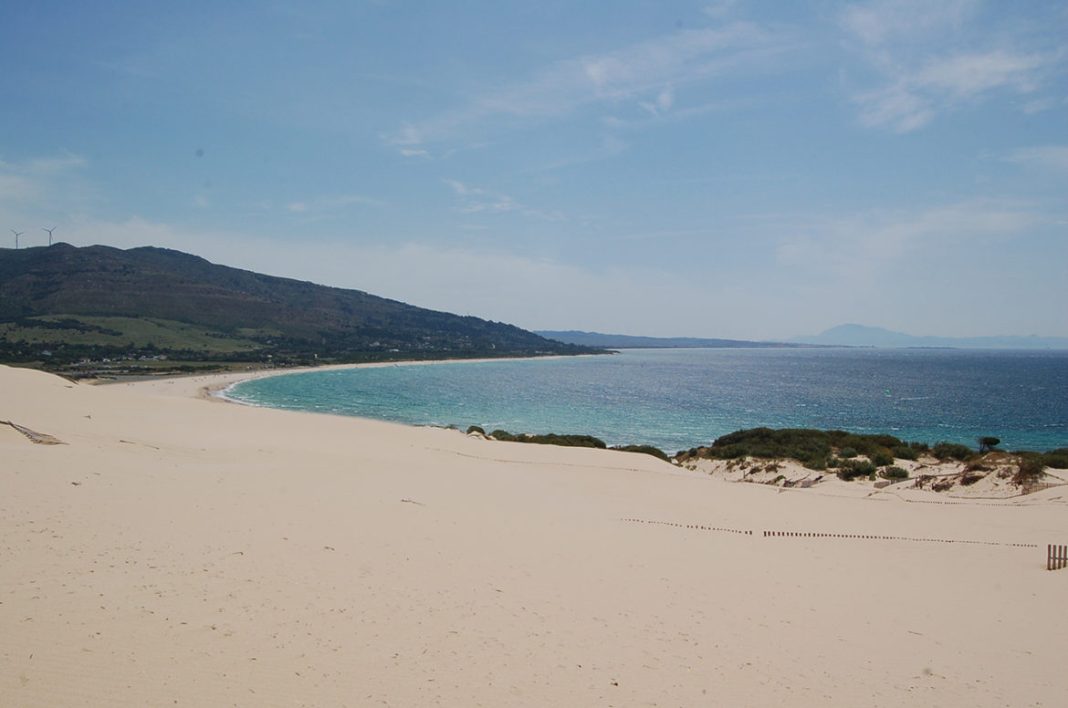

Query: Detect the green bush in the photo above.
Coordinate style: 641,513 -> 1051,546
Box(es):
837,459 -> 876,481
489,429 -> 607,449
466,425 -> 485,435
880,466 -> 909,480
686,428 -> 934,469
1040,448 -> 1068,469
892,445 -> 919,460
871,450 -> 894,467
1013,457 -> 1046,488
931,442 -> 974,462
612,444 -> 670,462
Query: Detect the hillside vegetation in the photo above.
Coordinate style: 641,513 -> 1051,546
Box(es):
0,244 -> 595,375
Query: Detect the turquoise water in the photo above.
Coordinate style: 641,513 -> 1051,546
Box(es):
227,348 -> 1068,453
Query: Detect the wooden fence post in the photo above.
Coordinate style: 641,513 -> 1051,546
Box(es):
1048,544 -> 1067,571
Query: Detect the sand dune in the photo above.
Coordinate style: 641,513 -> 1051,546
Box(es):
2,364 -> 1066,706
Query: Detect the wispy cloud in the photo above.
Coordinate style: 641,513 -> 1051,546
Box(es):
0,173 -> 38,203
284,193 -> 384,214
703,1 -> 740,20
1007,145 -> 1068,172
0,152 -> 90,213
385,22 -> 795,151
840,0 -> 1060,131
444,179 -> 563,220
855,50 -> 1047,132
775,200 -> 1043,283
840,0 -> 976,47
24,153 -> 89,175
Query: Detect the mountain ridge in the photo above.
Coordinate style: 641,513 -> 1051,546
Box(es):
0,243 -> 595,372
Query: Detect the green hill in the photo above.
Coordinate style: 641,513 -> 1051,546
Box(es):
0,244 -> 594,374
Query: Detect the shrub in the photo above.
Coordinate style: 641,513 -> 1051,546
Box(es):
613,444 -> 670,462
881,466 -> 909,480
489,429 -> 607,449
1040,448 -> 1068,469
892,445 -> 919,460
871,450 -> 894,467
839,447 -> 858,459
702,428 -> 834,467
837,459 -> 876,481
466,425 -> 485,436
931,442 -> 973,462
1012,457 -> 1046,489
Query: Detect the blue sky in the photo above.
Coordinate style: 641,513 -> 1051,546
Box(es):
1,0 -> 1066,339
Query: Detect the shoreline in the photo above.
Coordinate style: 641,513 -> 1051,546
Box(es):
132,360 -> 1068,504
3,362 -> 1067,706
202,355 -> 1067,460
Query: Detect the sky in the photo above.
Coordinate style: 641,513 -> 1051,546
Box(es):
1,0 -> 1066,340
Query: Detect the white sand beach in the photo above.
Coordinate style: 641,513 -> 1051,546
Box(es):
2,363 -> 1066,707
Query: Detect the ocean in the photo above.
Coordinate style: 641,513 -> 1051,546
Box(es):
226,348 -> 1068,453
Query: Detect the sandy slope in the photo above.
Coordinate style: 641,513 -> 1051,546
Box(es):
2,364 -> 1066,707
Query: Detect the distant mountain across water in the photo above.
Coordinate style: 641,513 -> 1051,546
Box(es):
794,324 -> 1068,349
539,325 -> 1068,350
535,331 -> 807,349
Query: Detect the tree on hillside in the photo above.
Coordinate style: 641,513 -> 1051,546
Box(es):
978,436 -> 1001,453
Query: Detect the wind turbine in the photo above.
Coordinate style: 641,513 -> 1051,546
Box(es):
11,230 -> 24,249
42,226 -> 56,246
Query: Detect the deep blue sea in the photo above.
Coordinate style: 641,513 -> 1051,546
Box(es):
227,348 -> 1068,453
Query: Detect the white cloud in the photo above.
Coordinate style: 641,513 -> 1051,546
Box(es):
916,50 -> 1043,98
0,152 -> 92,220
854,81 -> 934,132
639,86 -> 676,116
443,179 -> 562,220
840,0 -> 975,47
0,173 -> 38,203
443,179 -> 484,197
386,22 -> 794,147
1008,145 -> 1068,172
853,49 -> 1052,132
840,1 -> 1059,132
775,200 -> 1042,282
703,1 -> 739,20
24,153 -> 88,175
285,193 -> 384,215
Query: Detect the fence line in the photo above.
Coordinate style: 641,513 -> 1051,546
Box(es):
619,518 -> 752,535
1048,544 -> 1067,571
618,518 -> 1039,549
761,529 -> 1037,548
